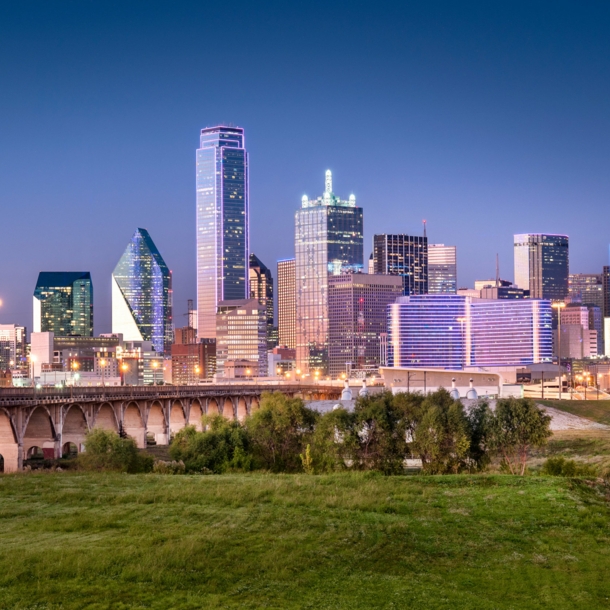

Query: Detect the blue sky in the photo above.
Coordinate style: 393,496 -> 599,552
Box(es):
1,1 -> 609,332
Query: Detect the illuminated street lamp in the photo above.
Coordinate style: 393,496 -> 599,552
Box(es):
552,301 -> 566,399
151,360 -> 159,385
99,358 -> 106,387
121,362 -> 129,386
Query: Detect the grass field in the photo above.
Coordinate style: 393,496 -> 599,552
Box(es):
1,473 -> 610,609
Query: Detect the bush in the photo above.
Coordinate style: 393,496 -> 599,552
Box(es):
310,406 -> 357,473
153,460 -> 186,474
169,417 -> 253,473
542,456 -> 597,477
78,429 -> 153,473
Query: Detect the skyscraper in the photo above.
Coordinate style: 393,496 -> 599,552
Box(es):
387,295 -> 553,369
196,126 -> 249,339
568,273 -> 604,309
295,171 -> 363,373
427,244 -> 457,294
513,234 -> 569,300
249,253 -> 274,349
328,274 -> 403,378
112,228 -> 173,355
373,234 -> 428,295
33,272 -> 93,337
277,258 -> 296,349
0,324 -> 27,372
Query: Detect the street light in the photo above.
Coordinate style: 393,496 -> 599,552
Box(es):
194,364 -> 201,383
583,372 -> 590,400
30,354 -> 37,386
552,301 -> 566,399
121,362 -> 129,386
152,360 -> 159,385
99,358 -> 106,387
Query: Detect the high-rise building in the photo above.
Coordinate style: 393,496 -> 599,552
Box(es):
428,244 -> 457,294
249,253 -> 274,349
0,325 -> 27,372
373,234 -> 428,296
33,272 -> 93,337
295,171 -> 363,373
568,273 -> 604,309
277,258 -> 296,349
328,274 -> 403,378
513,234 -> 569,300
215,299 -> 267,378
560,304 -> 603,357
112,228 -> 173,355
196,126 -> 249,339
387,294 -> 553,369
171,338 -> 216,385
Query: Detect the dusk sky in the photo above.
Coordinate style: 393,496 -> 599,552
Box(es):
1,1 -> 609,334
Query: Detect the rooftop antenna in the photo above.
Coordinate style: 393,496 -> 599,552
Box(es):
325,169 -> 332,194
423,219 -> 427,239
495,254 -> 500,288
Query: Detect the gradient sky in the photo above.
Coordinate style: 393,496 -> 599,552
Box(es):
1,1 -> 609,333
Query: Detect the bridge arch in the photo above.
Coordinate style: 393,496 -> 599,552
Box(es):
62,404 -> 89,453
147,400 -> 167,445
169,400 -> 186,436
237,397 -> 248,422
222,398 -> 235,420
93,402 -> 119,432
188,399 -> 203,431
207,398 -> 220,417
123,401 -> 146,448
0,408 -> 18,473
23,406 -> 56,461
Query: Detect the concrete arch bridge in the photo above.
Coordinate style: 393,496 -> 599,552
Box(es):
0,384 -> 340,473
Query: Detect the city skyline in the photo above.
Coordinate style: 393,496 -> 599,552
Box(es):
1,3 -> 610,332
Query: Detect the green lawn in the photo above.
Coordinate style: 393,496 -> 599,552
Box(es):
1,473 -> 610,609
539,399 -> 610,426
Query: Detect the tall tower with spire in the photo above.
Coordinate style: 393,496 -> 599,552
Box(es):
294,170 -> 364,375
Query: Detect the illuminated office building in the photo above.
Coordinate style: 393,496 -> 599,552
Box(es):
295,171 -> 363,373
33,272 -> 93,337
387,294 -> 552,369
328,274 -> 403,378
568,273 -> 604,309
277,258 -> 296,349
513,234 -> 569,300
112,228 -> 173,355
0,325 -> 27,372
249,253 -> 274,349
427,244 -> 457,294
196,126 -> 249,339
373,234 -> 428,295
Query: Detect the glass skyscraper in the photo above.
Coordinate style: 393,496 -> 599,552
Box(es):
427,244 -> 457,294
295,170 -> 363,374
33,272 -> 93,337
514,233 -> 569,300
249,253 -> 274,349
373,234 -> 428,295
387,294 -> 553,369
112,228 -> 173,355
196,126 -> 249,339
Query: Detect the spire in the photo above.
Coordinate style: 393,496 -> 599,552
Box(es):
495,253 -> 500,288
325,169 -> 332,194
423,219 -> 427,239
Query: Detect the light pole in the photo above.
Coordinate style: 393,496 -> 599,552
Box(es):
552,301 -> 566,399
30,354 -> 37,388
99,358 -> 106,388
583,372 -> 590,400
195,364 -> 201,384
456,317 -> 466,369
121,362 -> 129,386
152,360 -> 159,386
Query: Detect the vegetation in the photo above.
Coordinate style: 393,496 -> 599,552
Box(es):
542,456 -> 597,477
167,391 -> 552,476
538,399 -> 610,426
1,472 -> 610,609
77,429 -> 153,473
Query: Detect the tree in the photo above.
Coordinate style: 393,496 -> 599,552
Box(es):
488,398 -> 552,475
78,429 -> 153,473
309,406 -> 357,473
169,416 -> 252,473
466,400 -> 493,472
246,392 -> 318,472
410,389 -> 471,474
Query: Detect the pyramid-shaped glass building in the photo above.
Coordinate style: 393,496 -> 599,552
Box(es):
112,228 -> 173,355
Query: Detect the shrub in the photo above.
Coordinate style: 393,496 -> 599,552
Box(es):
78,429 -> 153,473
153,460 -> 186,474
542,456 -> 597,477
169,418 -> 253,473
310,406 -> 357,473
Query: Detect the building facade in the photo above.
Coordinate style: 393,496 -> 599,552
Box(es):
196,126 -> 249,339
568,273 -> 604,309
277,258 -> 296,349
373,234 -> 428,296
513,233 -> 569,300
328,273 -> 403,378
387,294 -> 553,369
0,325 -> 27,372
295,171 -> 363,374
112,228 -> 173,356
427,244 -> 457,294
215,299 -> 267,378
171,339 -> 216,385
33,272 -> 93,337
249,253 -> 274,349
